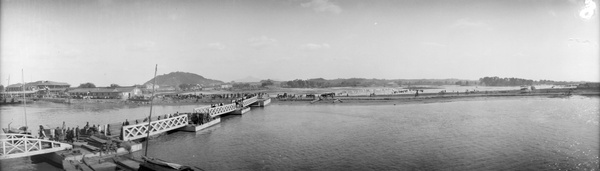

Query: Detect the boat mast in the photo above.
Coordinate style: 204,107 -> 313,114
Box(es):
144,64 -> 158,156
21,69 -> 28,131
5,75 -> 9,93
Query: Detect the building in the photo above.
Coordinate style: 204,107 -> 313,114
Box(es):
68,87 -> 142,100
3,80 -> 70,97
5,80 -> 70,92
220,84 -> 232,89
145,83 -> 159,90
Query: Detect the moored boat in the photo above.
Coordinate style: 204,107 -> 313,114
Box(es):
138,156 -> 202,171
179,117 -> 221,132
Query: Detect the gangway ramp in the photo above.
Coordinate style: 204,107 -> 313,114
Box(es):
121,114 -> 188,141
1,133 -> 73,160
194,104 -> 237,118
241,96 -> 258,107
193,96 -> 259,118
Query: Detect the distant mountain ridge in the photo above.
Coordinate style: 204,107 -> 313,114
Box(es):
143,71 -> 223,88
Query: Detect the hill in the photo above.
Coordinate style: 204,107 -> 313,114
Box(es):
143,71 -> 223,88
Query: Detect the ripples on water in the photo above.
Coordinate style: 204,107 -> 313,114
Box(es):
1,96 -> 598,170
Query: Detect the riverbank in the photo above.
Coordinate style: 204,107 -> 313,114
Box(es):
275,89 -> 600,106
35,87 -> 599,107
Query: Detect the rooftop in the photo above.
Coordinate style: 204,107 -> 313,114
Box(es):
68,87 -> 138,93
7,80 -> 70,88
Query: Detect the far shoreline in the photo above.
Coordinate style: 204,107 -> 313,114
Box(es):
273,93 -> 600,106
25,90 -> 597,108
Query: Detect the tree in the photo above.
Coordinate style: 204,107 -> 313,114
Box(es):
110,84 -> 120,88
260,79 -> 274,87
0,85 -> 4,92
78,82 -> 96,88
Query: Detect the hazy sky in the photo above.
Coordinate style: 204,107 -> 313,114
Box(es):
1,0 -> 598,86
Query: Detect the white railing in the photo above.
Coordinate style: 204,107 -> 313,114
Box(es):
194,104 -> 237,118
207,104 -> 236,118
194,106 -> 211,114
242,96 -> 258,107
121,115 -> 188,141
0,134 -> 36,139
1,134 -> 72,160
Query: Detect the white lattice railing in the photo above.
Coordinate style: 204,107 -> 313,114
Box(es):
208,104 -> 236,117
242,96 -> 258,107
194,104 -> 236,118
1,134 -> 72,160
121,115 -> 188,141
194,106 -> 211,114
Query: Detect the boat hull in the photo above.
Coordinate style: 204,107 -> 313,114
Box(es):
178,117 -> 221,132
230,107 -> 251,115
251,98 -> 271,107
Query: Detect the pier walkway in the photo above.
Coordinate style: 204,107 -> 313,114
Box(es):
0,133 -> 73,160
121,114 -> 189,141
122,96 -> 262,141
194,96 -> 258,118
0,97 -> 269,159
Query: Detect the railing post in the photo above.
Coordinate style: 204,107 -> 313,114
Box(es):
2,140 -> 5,155
24,139 -> 28,153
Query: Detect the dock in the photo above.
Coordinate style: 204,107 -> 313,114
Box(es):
2,96 -> 272,170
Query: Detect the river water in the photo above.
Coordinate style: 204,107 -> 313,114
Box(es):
1,96 -> 598,170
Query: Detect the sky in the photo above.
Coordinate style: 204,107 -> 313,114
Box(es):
1,0 -> 598,87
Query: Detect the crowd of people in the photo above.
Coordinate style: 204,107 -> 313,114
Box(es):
38,122 -> 100,143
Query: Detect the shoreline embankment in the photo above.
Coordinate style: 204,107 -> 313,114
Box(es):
26,88 -> 599,107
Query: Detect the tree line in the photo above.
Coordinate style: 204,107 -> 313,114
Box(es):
478,77 -> 533,86
478,76 -> 580,86
280,78 -> 478,88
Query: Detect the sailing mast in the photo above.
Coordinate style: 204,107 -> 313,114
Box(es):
5,75 -> 8,93
144,64 -> 158,156
21,69 -> 28,132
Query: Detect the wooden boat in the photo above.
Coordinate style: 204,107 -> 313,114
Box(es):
132,65 -> 203,171
138,156 -> 202,171
2,122 -> 31,134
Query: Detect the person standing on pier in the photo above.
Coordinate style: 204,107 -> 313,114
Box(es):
75,126 -> 80,141
38,125 -> 46,139
66,128 -> 72,143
